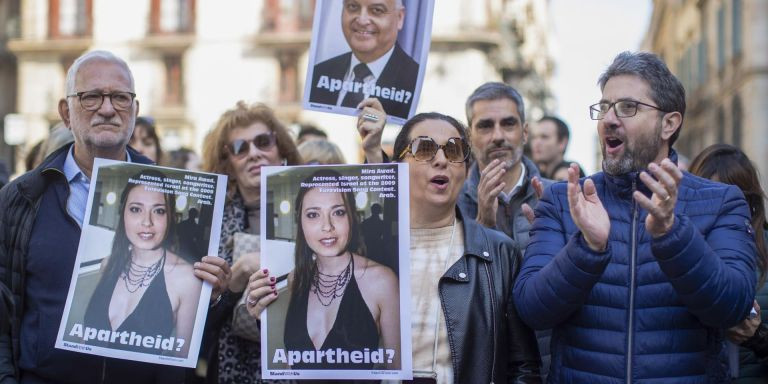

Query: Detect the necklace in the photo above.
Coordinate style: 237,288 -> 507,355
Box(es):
311,252 -> 353,306
122,248 -> 166,293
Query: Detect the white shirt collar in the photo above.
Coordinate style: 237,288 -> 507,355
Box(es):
499,163 -> 526,203
63,146 -> 133,182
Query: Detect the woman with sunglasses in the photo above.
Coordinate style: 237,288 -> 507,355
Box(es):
201,101 -> 301,383
247,99 -> 541,383
279,169 -> 399,371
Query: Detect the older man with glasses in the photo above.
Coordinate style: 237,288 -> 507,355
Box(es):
514,51 -> 758,383
0,50 -> 231,384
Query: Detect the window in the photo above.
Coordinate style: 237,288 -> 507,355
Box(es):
164,55 -> 184,105
48,0 -> 91,38
150,0 -> 195,34
717,5 -> 725,69
732,96 -> 742,147
263,0 -> 314,32
732,0 -> 742,56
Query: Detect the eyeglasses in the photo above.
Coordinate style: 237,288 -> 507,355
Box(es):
589,100 -> 668,120
67,90 -> 136,111
226,132 -> 277,157
398,136 -> 469,163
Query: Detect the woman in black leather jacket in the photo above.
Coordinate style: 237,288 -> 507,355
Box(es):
246,100 -> 542,383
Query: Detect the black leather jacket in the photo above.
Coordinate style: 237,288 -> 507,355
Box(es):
440,207 -> 541,384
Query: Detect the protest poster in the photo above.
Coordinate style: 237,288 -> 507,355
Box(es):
303,0 -> 435,124
260,163 -> 412,380
55,158 -> 227,368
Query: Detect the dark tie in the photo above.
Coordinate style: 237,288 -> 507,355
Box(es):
341,63 -> 373,107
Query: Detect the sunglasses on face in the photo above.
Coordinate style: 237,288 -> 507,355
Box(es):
226,132 -> 276,157
398,136 -> 469,163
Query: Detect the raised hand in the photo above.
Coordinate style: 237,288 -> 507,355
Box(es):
567,164 -> 609,251
476,159 -> 506,228
356,97 -> 386,163
633,159 -> 682,238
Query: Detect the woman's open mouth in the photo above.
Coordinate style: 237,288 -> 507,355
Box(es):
320,237 -> 338,247
430,175 -> 449,190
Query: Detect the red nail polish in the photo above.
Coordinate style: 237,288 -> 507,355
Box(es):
263,268 -> 269,274
270,276 -> 276,282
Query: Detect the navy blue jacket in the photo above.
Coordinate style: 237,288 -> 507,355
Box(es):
513,157 -> 757,383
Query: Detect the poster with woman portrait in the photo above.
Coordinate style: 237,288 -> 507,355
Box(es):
55,158 -> 227,368
258,163 -> 412,380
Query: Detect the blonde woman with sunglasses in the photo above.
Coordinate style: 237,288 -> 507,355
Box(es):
201,101 -> 302,383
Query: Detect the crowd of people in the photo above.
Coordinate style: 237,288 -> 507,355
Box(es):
1,28 -> 767,384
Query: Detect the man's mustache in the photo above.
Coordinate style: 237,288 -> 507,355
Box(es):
91,120 -> 121,127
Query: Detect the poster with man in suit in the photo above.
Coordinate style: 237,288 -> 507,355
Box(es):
303,0 -> 434,124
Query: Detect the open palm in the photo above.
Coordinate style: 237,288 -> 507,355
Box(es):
567,166 -> 610,251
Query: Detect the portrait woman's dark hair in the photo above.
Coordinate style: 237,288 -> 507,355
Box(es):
689,144 -> 768,286
291,169 -> 365,295
100,169 -> 179,284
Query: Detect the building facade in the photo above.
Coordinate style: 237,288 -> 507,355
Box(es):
643,0 -> 768,192
0,0 -> 20,171
5,0 -> 553,175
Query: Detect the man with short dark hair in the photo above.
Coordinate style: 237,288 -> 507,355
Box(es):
309,0 -> 419,120
0,50 -> 231,384
514,51 -> 757,382
530,116 -> 585,180
458,82 -> 548,250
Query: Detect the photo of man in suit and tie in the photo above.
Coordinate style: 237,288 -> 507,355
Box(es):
306,0 -> 427,122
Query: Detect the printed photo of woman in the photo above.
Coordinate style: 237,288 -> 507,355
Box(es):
83,169 -> 202,357
248,168 -> 401,371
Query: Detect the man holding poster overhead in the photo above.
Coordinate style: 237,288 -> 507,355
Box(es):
309,0 -> 419,120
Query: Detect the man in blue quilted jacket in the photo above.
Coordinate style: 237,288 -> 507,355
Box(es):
513,51 -> 758,383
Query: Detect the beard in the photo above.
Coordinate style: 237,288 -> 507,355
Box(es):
475,142 -> 524,170
602,120 -> 663,175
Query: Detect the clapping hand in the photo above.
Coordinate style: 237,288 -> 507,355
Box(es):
633,159 -> 682,238
521,176 -> 544,225
567,164 -> 610,252
476,159 -> 507,228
